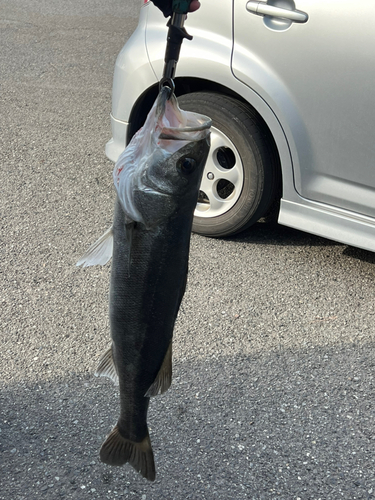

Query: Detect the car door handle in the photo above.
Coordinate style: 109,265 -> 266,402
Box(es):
246,1 -> 308,23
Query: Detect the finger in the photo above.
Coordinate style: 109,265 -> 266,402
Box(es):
189,1 -> 201,12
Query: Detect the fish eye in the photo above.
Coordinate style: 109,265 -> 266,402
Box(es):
179,157 -> 197,175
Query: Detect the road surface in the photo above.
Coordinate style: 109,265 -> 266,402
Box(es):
1,1 -> 375,499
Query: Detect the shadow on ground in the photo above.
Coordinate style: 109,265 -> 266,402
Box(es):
2,342 -> 375,500
218,220 -> 375,266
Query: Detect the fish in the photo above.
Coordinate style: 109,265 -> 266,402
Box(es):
77,87 -> 211,481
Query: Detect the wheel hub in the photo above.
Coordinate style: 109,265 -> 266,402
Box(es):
195,126 -> 244,218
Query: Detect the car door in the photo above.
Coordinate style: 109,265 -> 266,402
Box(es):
232,0 -> 375,218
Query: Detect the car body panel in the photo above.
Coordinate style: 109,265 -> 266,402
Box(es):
233,0 -> 375,218
146,0 -> 233,78
106,6 -> 155,161
106,0 -> 375,252
279,199 -> 375,252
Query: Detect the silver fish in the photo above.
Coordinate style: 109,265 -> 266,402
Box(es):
77,88 -> 211,480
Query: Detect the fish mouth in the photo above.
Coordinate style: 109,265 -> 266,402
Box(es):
158,118 -> 212,142
158,122 -> 211,140
156,88 -> 212,142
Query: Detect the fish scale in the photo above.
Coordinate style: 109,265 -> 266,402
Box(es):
110,197 -> 191,440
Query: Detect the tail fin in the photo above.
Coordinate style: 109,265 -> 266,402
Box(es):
100,425 -> 155,481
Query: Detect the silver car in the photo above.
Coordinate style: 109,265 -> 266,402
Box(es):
106,0 -> 375,251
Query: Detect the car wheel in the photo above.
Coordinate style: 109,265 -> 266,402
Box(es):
178,92 -> 281,237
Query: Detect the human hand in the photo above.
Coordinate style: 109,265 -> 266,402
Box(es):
150,0 -> 201,18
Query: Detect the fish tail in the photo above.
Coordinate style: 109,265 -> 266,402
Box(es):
100,425 -> 155,481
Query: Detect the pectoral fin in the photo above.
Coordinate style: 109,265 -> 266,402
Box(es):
76,227 -> 113,267
145,342 -> 172,397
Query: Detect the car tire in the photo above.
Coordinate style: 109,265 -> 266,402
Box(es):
178,92 -> 281,237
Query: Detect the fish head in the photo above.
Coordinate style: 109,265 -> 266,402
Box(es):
142,135 -> 210,198
134,136 -> 210,228
114,88 -> 211,227
141,88 -> 211,199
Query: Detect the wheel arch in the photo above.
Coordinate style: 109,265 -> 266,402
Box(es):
127,77 -> 284,203
127,78 -> 250,141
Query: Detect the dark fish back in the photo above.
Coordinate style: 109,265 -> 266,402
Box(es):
110,196 -> 194,438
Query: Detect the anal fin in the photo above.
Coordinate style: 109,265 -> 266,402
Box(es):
145,342 -> 172,397
95,345 -> 119,386
76,226 -> 113,267
100,425 -> 155,481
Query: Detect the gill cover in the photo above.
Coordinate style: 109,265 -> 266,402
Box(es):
113,88 -> 211,227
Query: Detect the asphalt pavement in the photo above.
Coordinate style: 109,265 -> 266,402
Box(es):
1,1 -> 375,499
